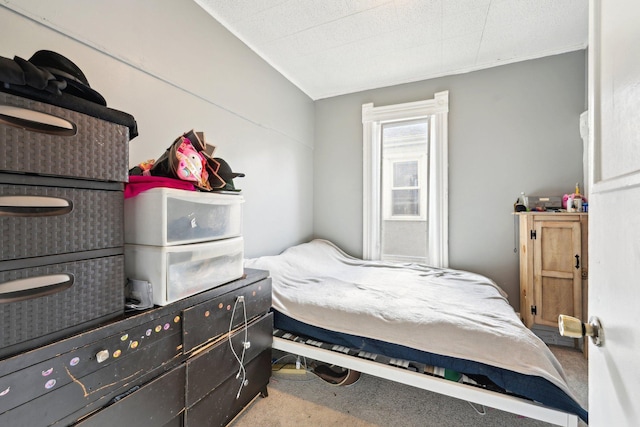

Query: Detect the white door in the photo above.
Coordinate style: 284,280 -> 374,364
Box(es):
588,1 -> 640,425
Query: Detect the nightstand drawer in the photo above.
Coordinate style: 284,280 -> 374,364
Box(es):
185,351 -> 270,427
185,313 -> 272,408
74,364 -> 185,427
182,277 -> 271,353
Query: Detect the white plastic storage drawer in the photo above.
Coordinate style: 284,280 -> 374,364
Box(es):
124,237 -> 244,306
124,188 -> 243,246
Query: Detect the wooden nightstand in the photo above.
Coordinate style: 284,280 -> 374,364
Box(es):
517,212 -> 588,356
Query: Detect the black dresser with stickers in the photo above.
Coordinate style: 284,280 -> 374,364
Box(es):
0,269 -> 272,427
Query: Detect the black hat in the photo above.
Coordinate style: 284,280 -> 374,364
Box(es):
214,158 -> 245,191
29,50 -> 107,106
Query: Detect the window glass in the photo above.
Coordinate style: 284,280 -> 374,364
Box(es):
393,161 -> 418,187
380,119 -> 428,262
392,188 -> 420,216
382,120 -> 428,221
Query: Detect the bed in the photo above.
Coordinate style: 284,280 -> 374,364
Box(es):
244,239 -> 588,426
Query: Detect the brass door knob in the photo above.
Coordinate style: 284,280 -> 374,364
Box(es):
558,314 -> 603,346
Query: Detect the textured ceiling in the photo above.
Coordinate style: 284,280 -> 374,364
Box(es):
194,0 -> 588,100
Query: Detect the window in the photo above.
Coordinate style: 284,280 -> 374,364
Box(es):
391,160 -> 421,216
362,91 -> 448,267
382,120 -> 428,221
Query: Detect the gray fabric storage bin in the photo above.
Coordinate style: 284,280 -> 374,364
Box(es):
0,180 -> 124,262
0,92 -> 129,182
0,253 -> 124,359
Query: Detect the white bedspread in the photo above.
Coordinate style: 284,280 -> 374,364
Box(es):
245,239 -> 575,399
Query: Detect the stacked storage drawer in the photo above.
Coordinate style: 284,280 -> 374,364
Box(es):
0,92 -> 129,359
124,188 -> 245,306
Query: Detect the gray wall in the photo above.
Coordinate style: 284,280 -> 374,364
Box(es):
314,51 -> 587,308
0,0 -> 315,258
2,1 -> 587,309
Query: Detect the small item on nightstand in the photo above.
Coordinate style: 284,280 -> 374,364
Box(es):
564,184 -> 587,213
514,192 -> 528,212
573,183 -> 583,212
574,197 -> 583,212
520,192 -> 529,210
567,195 -> 574,212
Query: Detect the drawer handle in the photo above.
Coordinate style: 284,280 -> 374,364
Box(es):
0,105 -> 77,136
0,195 -> 73,217
0,274 -> 74,303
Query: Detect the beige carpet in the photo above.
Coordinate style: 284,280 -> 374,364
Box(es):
231,345 -> 588,427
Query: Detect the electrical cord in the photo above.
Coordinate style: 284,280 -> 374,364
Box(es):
467,401 -> 487,416
271,354 -> 308,371
229,295 -> 249,399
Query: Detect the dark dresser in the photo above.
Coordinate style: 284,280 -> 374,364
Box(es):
0,269 -> 272,427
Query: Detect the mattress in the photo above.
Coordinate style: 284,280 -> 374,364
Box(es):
245,239 -> 588,423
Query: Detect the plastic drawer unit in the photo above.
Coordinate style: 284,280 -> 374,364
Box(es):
0,171 -> 126,362
0,91 -> 130,358
124,188 -> 244,246
125,237 -> 245,306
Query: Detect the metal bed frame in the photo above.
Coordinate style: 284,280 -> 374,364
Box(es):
273,336 -> 580,427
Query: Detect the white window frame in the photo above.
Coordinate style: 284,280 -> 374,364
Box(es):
362,90 -> 448,267
383,154 -> 427,221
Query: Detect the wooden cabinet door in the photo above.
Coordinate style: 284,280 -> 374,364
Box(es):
533,220 -> 582,327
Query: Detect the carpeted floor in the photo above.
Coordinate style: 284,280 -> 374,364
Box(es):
230,345 -> 588,427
